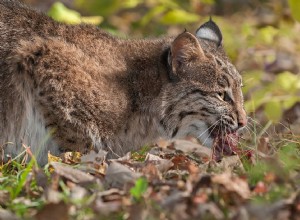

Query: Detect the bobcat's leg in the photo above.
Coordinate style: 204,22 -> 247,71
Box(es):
8,37 -> 129,163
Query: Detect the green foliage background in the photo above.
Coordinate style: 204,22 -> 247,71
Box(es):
45,0 -> 300,125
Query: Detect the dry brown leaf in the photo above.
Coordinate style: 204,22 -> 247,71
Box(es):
253,181 -> 268,194
50,162 -> 96,184
128,202 -> 148,220
105,162 -> 141,188
0,191 -> 10,206
173,140 -> 212,159
193,202 -> 224,219
60,152 -> 82,164
212,173 -> 250,199
258,137 -> 271,154
193,192 -> 209,204
70,185 -> 88,200
187,162 -> 200,176
92,199 -> 122,215
34,201 -> 69,220
264,172 -> 276,183
141,163 -> 161,181
48,152 -> 61,163
0,209 -> 19,220
214,155 -> 245,172
246,199 -> 294,220
44,188 -> 62,203
161,191 -> 189,209
34,169 -> 48,189
96,188 -> 125,204
111,152 -> 131,162
171,155 -> 190,170
81,150 -> 107,164
92,189 -> 124,215
145,153 -> 173,173
156,139 -> 172,149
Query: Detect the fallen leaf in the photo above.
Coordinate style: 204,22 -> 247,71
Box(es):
44,188 -> 62,203
264,172 -> 276,183
212,173 -> 250,199
156,139 -> 172,149
128,202 -> 148,220
213,155 -> 245,172
34,168 -> 48,189
50,162 -> 96,184
0,209 -> 19,220
105,162 -> 141,188
253,181 -> 268,194
161,191 -> 189,209
92,199 -> 122,216
258,137 -> 271,154
145,153 -> 173,173
34,201 -> 69,220
0,191 -> 10,206
60,152 -> 81,164
173,140 -> 212,159
92,189 -> 124,215
111,152 -> 131,162
48,152 -> 61,163
193,192 -> 208,204
193,202 -> 224,219
141,163 -> 161,181
96,188 -> 125,201
70,185 -> 88,200
171,154 -> 189,170
81,150 -> 107,164
187,162 -> 200,176
169,203 -> 190,220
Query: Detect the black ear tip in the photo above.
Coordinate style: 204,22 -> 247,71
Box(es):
196,17 -> 223,46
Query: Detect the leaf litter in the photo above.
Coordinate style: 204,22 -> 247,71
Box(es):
1,137 -> 300,220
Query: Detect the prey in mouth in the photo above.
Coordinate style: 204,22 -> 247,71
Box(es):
212,132 -> 239,161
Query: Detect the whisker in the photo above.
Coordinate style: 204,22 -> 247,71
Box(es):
197,119 -> 221,139
220,115 -> 225,156
202,122 -> 219,146
211,120 -> 222,160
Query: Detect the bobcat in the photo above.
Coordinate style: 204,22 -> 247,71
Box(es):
0,0 -> 247,165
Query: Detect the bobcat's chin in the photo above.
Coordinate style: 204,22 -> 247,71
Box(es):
171,118 -> 241,162
171,120 -> 214,148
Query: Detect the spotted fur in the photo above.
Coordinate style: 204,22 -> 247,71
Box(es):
0,0 -> 247,165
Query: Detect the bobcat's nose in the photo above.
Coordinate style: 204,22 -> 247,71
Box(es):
237,109 -> 247,128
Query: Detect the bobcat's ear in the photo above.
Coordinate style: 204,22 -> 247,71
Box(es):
196,18 -> 222,47
169,32 -> 205,75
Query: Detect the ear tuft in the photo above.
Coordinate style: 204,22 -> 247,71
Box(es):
196,18 -> 222,47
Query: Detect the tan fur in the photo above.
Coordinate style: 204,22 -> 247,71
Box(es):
0,0 -> 247,165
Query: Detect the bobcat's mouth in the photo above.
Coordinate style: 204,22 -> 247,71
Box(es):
212,132 -> 239,162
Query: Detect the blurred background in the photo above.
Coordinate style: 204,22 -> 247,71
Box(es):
21,0 -> 300,137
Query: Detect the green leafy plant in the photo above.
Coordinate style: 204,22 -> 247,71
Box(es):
288,0 -> 300,22
130,177 -> 148,201
48,2 -> 102,25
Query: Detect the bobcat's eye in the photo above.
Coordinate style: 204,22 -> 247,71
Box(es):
217,92 -> 225,100
217,92 -> 232,103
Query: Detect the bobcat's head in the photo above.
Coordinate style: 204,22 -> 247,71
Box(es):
159,19 -> 247,158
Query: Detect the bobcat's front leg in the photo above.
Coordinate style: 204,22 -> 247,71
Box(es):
9,37 -> 129,161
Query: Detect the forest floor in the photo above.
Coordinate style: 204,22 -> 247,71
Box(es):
0,132 -> 300,220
